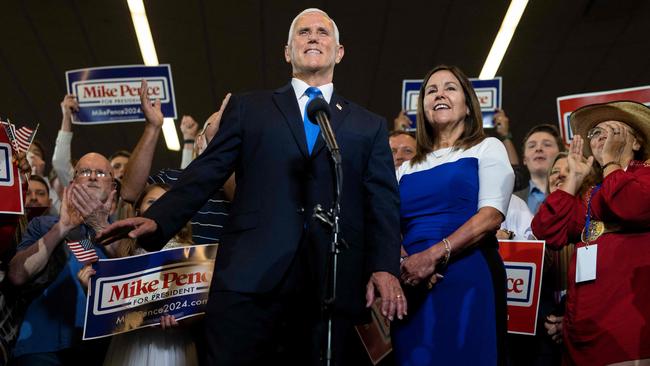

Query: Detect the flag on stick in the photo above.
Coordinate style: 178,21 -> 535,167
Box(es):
67,239 -> 99,264
1,121 -> 20,153
14,123 -> 38,153
0,120 -> 38,153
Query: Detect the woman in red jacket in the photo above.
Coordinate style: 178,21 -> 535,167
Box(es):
532,100 -> 650,365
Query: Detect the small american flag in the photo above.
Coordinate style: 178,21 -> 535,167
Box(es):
0,120 -> 38,153
1,121 -> 19,151
14,125 -> 37,152
67,239 -> 99,264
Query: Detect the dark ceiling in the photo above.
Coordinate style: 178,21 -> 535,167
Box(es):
1,0 -> 649,172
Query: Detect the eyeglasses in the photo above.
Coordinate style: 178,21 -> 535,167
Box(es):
586,127 -> 605,140
75,168 -> 111,178
586,126 -> 636,140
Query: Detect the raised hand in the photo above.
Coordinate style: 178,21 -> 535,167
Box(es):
393,109 -> 411,131
180,115 -> 199,140
140,80 -> 164,128
204,93 -> 232,144
13,151 -> 31,176
563,135 -> 593,195
70,183 -> 115,232
59,186 -> 84,233
61,94 -> 79,119
600,121 -> 635,166
27,152 -> 45,176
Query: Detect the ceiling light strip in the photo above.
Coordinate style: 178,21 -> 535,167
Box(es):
127,0 -> 180,150
479,0 -> 529,80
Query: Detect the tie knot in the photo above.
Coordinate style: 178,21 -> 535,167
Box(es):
305,87 -> 322,99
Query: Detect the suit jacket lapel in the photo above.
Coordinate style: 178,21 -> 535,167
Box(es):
312,93 -> 350,157
272,83 -> 309,158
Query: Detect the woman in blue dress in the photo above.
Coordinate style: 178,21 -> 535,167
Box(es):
393,65 -> 513,365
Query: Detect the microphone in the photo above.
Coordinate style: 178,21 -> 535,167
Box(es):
307,97 -> 339,155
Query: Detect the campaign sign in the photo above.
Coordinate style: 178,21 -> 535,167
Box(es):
66,65 -> 177,124
556,85 -> 650,146
83,244 -> 217,340
401,79 -> 423,129
0,123 -> 23,214
471,77 -> 502,129
498,240 -> 545,335
401,77 -> 502,129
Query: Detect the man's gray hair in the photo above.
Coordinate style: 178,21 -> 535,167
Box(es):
287,8 -> 340,45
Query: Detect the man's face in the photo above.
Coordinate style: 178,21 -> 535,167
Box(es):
523,131 -> 560,176
74,154 -> 113,202
25,180 -> 50,208
390,134 -> 416,168
284,12 -> 344,77
110,155 -> 129,180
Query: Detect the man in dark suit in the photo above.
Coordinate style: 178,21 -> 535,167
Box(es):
99,8 -> 404,365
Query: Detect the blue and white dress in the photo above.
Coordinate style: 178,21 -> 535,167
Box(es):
393,137 -> 513,366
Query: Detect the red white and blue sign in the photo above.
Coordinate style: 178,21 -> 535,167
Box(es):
83,244 -> 216,340
66,65 -> 177,124
557,85 -> 650,146
401,77 -> 502,129
0,122 -> 24,215
498,240 -> 545,335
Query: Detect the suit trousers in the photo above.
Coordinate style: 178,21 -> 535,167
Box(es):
202,236 -> 370,366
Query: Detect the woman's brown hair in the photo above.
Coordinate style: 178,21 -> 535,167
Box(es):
411,65 -> 485,165
117,183 -> 193,257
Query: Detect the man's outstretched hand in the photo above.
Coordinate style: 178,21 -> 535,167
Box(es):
96,217 -> 158,245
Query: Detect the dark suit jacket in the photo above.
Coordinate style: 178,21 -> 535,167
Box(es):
141,83 -> 400,317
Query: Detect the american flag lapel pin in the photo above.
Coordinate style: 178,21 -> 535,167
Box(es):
336,103 -> 342,111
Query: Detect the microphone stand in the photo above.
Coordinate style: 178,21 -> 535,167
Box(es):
311,111 -> 344,366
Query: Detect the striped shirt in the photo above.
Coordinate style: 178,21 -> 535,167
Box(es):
148,169 -> 230,244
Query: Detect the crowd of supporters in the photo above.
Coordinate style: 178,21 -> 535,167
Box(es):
1,9 -> 649,365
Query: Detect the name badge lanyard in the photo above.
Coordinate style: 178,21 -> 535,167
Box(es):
584,184 -> 602,246
574,184 -> 602,283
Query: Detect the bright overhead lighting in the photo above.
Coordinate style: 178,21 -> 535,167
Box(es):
479,0 -> 529,80
162,118 -> 181,151
127,0 -> 159,66
127,0 -> 180,151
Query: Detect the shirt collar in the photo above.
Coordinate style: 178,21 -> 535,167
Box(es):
528,180 -> 544,195
291,78 -> 333,103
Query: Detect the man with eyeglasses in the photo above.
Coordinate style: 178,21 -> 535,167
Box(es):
8,152 -> 118,366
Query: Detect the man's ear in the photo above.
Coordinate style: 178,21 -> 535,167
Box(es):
335,44 -> 344,64
284,45 -> 291,63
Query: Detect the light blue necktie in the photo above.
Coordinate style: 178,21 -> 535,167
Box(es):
303,87 -> 322,154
